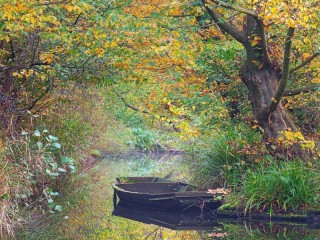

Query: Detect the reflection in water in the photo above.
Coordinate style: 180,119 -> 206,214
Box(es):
113,201 -> 223,231
112,200 -> 320,239
20,152 -> 320,239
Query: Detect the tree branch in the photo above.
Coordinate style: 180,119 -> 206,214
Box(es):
29,62 -> 54,68
202,0 -> 247,45
114,88 -> 180,132
289,51 -> 320,74
283,85 -> 320,97
73,13 -> 82,27
9,37 -> 15,61
30,36 -> 40,66
256,19 -> 272,66
114,88 -> 149,114
266,27 -> 295,114
23,81 -> 53,111
210,0 -> 258,18
35,0 -> 71,7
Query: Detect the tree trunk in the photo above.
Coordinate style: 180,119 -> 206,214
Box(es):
240,63 -> 297,140
0,69 -> 18,135
202,6 -> 309,158
237,15 -> 298,143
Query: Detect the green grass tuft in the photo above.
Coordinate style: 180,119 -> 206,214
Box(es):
242,160 -> 320,213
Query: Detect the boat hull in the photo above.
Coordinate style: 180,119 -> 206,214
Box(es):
112,178 -> 222,210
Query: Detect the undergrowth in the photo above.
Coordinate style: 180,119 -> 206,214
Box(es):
242,160 -> 320,214
185,122 -> 320,214
0,85 -> 133,237
185,123 -> 262,189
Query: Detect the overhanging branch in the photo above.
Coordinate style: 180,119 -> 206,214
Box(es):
114,88 -> 180,132
289,51 -> 320,74
210,0 -> 258,18
202,0 -> 247,45
114,88 -> 149,114
283,85 -> 320,96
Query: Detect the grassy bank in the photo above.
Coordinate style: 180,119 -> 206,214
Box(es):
16,152 -> 195,239
0,85 -> 134,237
185,123 -> 320,215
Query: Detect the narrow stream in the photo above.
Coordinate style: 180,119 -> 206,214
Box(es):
21,152 -> 320,239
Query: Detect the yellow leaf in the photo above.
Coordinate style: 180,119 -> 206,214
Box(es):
66,5 -> 74,12
302,53 -> 310,59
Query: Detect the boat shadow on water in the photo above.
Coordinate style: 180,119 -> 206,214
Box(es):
112,201 -> 223,231
112,201 -> 320,239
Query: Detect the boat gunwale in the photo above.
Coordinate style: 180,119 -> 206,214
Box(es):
112,183 -> 177,197
112,182 -> 219,198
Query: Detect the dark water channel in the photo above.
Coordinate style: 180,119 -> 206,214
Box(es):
25,152 -> 320,239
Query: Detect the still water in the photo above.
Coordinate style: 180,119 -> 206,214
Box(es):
21,152 -> 320,239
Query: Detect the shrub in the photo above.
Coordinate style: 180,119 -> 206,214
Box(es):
131,128 -> 159,152
242,160 -> 320,213
0,85 -> 133,237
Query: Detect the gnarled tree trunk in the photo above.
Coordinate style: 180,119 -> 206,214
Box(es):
240,63 -> 297,140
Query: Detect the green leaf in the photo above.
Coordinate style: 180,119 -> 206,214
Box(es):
58,167 -> 67,172
55,205 -> 63,212
1,193 -> 10,200
50,191 -> 59,196
34,129 -> 41,137
49,162 -> 57,169
37,142 -> 43,149
52,142 -> 61,149
48,135 -> 59,141
61,156 -> 72,164
69,165 -> 76,173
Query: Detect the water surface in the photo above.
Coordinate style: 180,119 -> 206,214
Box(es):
21,152 -> 320,239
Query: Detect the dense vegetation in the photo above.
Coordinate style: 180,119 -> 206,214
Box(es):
0,0 -> 319,237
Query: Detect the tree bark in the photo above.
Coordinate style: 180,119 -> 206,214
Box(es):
0,68 -> 17,134
240,64 -> 296,140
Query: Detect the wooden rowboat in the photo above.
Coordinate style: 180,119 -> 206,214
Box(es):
112,177 -> 222,210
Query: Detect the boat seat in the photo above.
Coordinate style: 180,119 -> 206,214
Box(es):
117,183 -> 181,194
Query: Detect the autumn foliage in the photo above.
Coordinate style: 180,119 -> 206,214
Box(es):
0,0 -> 319,236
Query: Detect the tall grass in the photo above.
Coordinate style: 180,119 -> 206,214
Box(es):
243,160 -> 320,213
0,85 -> 134,237
186,123 -> 261,189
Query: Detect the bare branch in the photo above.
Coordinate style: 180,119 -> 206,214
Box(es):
29,62 -> 54,68
283,85 -> 320,97
266,27 -> 295,114
114,88 -> 149,114
30,36 -> 40,66
210,0 -> 258,18
35,0 -> 71,7
73,13 -> 82,27
256,19 -> 272,66
202,0 -> 247,45
289,51 -> 320,74
23,82 -> 53,111
114,88 -> 180,132
9,37 -> 15,61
